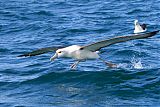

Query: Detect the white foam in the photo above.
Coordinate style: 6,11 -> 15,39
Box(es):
131,58 -> 143,69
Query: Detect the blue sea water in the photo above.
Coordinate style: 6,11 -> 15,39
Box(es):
0,0 -> 160,106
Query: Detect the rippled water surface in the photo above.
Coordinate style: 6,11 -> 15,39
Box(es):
0,0 -> 160,106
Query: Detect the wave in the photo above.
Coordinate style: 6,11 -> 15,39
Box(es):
1,68 -> 159,85
0,48 -> 10,53
29,10 -> 54,16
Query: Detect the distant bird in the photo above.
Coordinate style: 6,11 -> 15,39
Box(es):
134,20 -> 147,33
18,30 -> 159,69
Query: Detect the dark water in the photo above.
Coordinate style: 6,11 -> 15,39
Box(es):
1,0 -> 160,106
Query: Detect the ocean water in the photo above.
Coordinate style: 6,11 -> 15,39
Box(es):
0,0 -> 160,106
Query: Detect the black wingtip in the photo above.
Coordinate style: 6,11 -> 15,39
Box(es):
145,30 -> 159,36
153,30 -> 159,33
17,55 -> 24,57
17,54 -> 31,57
151,30 -> 159,35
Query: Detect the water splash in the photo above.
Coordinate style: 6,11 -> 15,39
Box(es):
131,57 -> 143,69
117,63 -> 128,69
116,57 -> 144,69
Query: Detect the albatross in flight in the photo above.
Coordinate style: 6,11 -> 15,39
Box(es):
18,30 -> 159,69
134,20 -> 147,33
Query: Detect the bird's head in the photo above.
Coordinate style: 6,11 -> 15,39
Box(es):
134,20 -> 138,25
50,49 -> 66,61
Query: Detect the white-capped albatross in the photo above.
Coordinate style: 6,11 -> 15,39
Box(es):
134,20 -> 147,33
18,30 -> 159,69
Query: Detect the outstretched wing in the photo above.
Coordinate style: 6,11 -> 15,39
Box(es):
17,46 -> 64,57
81,30 -> 159,52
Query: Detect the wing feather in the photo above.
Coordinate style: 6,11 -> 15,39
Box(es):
82,30 -> 159,52
17,46 -> 63,57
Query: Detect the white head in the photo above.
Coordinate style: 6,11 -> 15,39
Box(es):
50,45 -> 81,61
134,20 -> 138,25
50,49 -> 66,61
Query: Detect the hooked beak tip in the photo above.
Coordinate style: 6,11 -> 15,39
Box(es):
50,54 -> 57,61
50,58 -> 54,61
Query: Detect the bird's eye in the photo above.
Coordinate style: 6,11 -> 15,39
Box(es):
58,51 -> 61,53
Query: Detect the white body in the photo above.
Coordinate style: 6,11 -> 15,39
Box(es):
50,45 -> 100,61
134,20 -> 146,33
